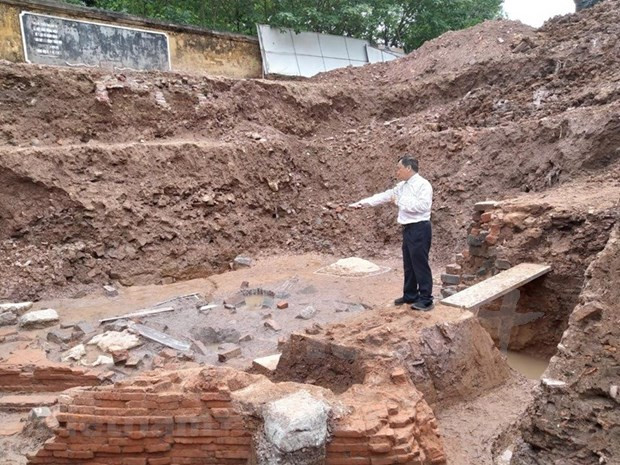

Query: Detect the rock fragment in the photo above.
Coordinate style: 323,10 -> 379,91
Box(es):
297,306 -> 317,320
0,302 -> 33,315
87,331 -> 142,352
0,312 -> 17,326
264,319 -> 281,332
257,391 -> 331,465
218,343 -> 241,362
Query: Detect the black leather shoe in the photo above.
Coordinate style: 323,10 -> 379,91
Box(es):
411,301 -> 435,311
394,297 -> 414,306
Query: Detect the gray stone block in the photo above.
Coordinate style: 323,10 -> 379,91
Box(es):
0,311 -> 18,326
441,274 -> 461,285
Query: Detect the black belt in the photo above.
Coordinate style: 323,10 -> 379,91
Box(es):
402,220 -> 430,229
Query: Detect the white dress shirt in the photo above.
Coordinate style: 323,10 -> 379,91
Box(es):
353,173 -> 433,224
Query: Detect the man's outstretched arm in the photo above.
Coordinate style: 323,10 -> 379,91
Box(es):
349,187 -> 395,208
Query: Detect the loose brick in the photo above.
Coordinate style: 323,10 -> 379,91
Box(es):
480,212 -> 493,223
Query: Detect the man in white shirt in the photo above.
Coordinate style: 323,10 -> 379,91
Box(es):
349,156 -> 434,311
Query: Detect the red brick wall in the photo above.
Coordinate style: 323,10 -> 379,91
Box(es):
28,385 -> 252,465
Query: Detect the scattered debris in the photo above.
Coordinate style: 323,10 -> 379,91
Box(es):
110,349 -> 129,364
0,302 -> 33,314
234,255 -> 252,267
191,326 -> 240,345
252,353 -> 281,374
125,354 -> 144,367
264,319 -> 281,332
305,323 -> 323,335
474,200 -> 500,211
29,406 -> 52,421
72,320 -> 97,338
277,301 -> 289,309
62,344 -> 86,362
0,311 -> 17,326
199,304 -> 218,312
90,355 -> 114,366
46,328 -> 74,345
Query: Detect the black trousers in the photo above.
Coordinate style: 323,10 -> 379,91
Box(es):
402,221 -> 433,304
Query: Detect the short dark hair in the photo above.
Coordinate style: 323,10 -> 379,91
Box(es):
399,155 -> 419,172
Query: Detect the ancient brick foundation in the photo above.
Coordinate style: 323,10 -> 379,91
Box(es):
27,366 -> 446,465
0,362 -> 100,393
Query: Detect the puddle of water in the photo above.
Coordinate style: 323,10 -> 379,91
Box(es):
505,351 -> 550,379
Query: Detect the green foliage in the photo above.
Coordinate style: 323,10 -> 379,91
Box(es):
58,0 -> 503,51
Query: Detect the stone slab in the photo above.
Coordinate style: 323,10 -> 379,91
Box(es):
441,263 -> 551,310
19,309 -> 59,328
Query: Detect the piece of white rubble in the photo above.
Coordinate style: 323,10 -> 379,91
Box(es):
87,331 -> 142,352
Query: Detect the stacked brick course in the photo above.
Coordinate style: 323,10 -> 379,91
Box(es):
327,393 -> 445,465
0,363 -> 100,392
28,371 -> 253,465
440,201 -> 507,298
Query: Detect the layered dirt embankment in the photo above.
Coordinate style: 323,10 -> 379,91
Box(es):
1,2 -> 619,302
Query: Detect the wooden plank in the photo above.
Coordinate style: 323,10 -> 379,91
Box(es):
441,263 -> 551,310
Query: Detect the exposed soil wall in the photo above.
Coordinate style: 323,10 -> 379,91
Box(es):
439,184 -> 619,356
511,225 -> 620,465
